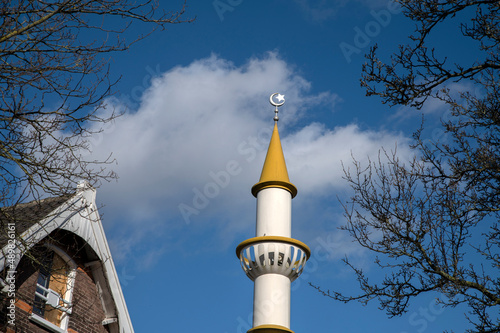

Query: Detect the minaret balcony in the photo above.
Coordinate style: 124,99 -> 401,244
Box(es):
236,236 -> 310,281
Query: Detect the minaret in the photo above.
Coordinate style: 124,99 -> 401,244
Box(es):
236,93 -> 310,333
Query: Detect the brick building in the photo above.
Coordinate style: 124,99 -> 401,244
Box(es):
0,182 -> 134,333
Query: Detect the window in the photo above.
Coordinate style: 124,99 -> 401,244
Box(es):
30,245 -> 76,332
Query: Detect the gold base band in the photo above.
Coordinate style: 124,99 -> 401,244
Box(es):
248,324 -> 294,333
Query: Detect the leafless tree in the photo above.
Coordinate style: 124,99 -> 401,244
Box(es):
0,1 -> 192,329
313,1 -> 500,332
0,0 -> 193,207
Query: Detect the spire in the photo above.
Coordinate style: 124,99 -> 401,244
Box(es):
251,93 -> 297,198
236,93 -> 309,333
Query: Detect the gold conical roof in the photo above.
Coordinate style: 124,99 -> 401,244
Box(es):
251,122 -> 297,198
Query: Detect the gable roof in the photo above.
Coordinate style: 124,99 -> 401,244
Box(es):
0,194 -> 72,249
0,182 -> 134,333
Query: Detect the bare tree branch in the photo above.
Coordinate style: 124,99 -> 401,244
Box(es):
317,1 -> 500,332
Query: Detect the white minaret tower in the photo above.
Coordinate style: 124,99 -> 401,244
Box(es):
236,93 -> 310,333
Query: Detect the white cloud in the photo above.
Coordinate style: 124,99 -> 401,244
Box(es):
87,52 -> 411,263
285,123 -> 410,195
91,53 -> 324,221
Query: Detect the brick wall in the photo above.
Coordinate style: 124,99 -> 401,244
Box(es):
1,231 -> 112,333
67,267 -> 109,333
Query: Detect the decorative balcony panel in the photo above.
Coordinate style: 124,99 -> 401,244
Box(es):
236,236 -> 310,281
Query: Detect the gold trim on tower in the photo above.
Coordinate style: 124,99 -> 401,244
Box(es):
235,236 -> 311,259
248,324 -> 295,333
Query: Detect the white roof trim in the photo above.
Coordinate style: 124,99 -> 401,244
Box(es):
0,183 -> 134,333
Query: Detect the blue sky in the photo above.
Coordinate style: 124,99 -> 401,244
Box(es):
85,1 -> 478,332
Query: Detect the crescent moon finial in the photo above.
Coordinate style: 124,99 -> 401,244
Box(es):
269,93 -> 285,121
